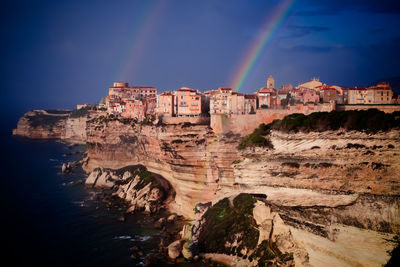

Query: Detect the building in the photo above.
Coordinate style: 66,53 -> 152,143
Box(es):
157,91 -> 175,117
109,82 -> 157,100
123,100 -> 145,120
244,94 -> 257,113
256,87 -> 278,109
320,87 -> 338,103
347,83 -> 393,104
298,78 -> 325,90
348,88 -> 367,104
267,75 -> 275,89
209,88 -> 232,114
302,89 -> 320,104
176,87 -> 203,116
367,82 -> 393,104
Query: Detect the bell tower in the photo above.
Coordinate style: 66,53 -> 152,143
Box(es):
267,75 -> 274,89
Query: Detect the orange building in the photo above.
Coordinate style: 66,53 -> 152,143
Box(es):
123,100 -> 145,120
176,87 -> 203,116
157,91 -> 175,116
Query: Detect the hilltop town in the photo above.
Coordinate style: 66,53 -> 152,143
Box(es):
95,76 -> 400,123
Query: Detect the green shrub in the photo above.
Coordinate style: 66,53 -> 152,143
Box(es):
198,194 -> 259,254
239,123 -> 274,150
270,109 -> 400,133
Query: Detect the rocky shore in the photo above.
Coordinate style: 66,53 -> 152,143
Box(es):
13,109 -> 400,266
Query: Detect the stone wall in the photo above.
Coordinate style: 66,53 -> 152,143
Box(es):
211,103 -> 335,134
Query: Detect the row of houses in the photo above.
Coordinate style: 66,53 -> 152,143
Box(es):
102,76 -> 398,120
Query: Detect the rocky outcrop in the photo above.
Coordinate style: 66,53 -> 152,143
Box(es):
178,194 -> 309,266
13,108 -> 102,144
82,115 -> 240,218
12,110 -> 71,139
85,165 -> 172,214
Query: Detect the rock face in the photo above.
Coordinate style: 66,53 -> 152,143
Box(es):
82,116 -> 240,218
13,110 -> 71,139
184,194 -> 309,266
13,110 -> 400,266
85,166 -> 171,214
81,114 -> 399,266
62,116 -> 88,144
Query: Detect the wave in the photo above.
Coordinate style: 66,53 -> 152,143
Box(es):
114,235 -> 132,240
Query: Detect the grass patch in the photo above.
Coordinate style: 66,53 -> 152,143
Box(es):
238,123 -> 274,150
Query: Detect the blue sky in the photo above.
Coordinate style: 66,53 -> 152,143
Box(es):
1,0 -> 399,116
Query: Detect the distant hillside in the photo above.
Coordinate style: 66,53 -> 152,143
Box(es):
371,76 -> 400,96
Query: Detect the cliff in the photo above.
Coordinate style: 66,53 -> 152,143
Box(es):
12,110 -> 71,139
81,113 -> 399,266
13,108 -> 101,144
82,115 -> 239,218
13,110 -> 400,266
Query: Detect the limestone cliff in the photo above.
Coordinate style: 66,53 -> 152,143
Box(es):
82,113 -> 399,266
12,110 -> 71,139
82,115 -> 239,218
13,110 -> 400,266
13,108 -> 100,144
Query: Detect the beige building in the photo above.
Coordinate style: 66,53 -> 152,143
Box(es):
367,82 -> 393,104
209,88 -> 257,115
109,82 -> 157,100
298,78 -> 325,90
347,83 -> 394,104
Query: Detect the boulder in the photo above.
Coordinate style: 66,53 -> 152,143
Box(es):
61,163 -> 72,173
167,214 -> 177,223
168,240 -> 183,259
182,240 -> 194,259
122,171 -> 132,180
154,218 -> 166,229
95,171 -> 114,188
148,187 -> 163,201
85,168 -> 102,186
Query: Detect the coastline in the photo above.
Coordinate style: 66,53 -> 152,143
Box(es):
11,109 -> 400,266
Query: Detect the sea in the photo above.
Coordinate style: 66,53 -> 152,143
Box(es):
0,116 -> 206,266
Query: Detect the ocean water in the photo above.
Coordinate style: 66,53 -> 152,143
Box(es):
1,119 -> 205,266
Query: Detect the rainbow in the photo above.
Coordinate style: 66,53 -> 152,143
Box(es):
229,0 -> 295,92
113,0 -> 167,82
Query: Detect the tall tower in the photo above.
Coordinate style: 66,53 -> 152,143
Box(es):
267,75 -> 274,89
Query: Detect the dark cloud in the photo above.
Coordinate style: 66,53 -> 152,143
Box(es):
280,25 -> 330,39
288,45 -> 335,53
296,0 -> 400,16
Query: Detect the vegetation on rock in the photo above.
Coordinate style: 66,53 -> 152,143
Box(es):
198,194 -> 259,254
27,112 -> 68,128
271,109 -> 400,133
238,123 -> 273,150
240,109 -> 400,149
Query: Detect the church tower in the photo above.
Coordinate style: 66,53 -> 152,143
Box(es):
267,75 -> 274,89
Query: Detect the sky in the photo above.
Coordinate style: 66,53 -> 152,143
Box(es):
1,0 -> 400,118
